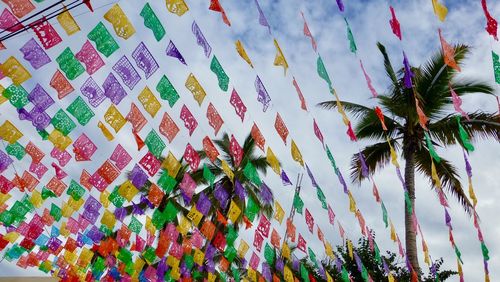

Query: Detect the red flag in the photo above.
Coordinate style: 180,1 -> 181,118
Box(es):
209,0 -> 231,26
481,0 -> 498,40
389,6 -> 401,40
229,135 -> 243,167
83,0 -> 94,12
374,106 -> 388,130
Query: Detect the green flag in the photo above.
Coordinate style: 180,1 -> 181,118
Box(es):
345,18 -> 357,53
492,51 -> 500,84
293,192 -> 304,214
210,56 -> 230,91
317,55 -> 332,88
424,132 -> 441,163
457,116 -> 474,151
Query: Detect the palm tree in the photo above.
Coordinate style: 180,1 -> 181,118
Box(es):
318,43 -> 499,274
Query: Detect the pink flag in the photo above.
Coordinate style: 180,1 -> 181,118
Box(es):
184,143 -> 200,171
229,135 -> 243,167
301,12 -> 317,52
180,105 -> 198,136
360,60 -> 378,97
313,119 -> 324,146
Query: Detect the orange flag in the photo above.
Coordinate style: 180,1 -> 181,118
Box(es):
438,29 -> 460,71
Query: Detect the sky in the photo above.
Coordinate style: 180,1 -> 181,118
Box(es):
0,0 -> 499,280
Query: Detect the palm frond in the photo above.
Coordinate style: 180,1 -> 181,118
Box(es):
414,146 -> 473,214
350,139 -> 400,183
428,112 -> 500,147
377,42 -> 399,87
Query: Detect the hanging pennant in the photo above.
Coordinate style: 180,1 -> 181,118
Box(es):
481,0 -> 498,40
75,40 -> 105,75
166,0 -> 189,16
209,0 -> 231,26
230,88 -> 247,122
291,140 -> 304,167
344,18 -> 357,53
1,56 -> 31,85
141,3 -> 166,41
0,8 -> 24,32
403,52 -> 415,88
81,77 -> 105,107
30,17 -> 62,49
305,209 -> 314,233
457,116 -> 474,151
103,4 -> 136,39
292,77 -> 308,111
113,55 -> 141,90
374,106 -> 388,131
301,12 -> 317,52
273,39 -> 288,75
192,21 -> 211,58
104,104 -> 126,133
20,38 -> 51,70
431,0 -> 448,22
185,73 -> 207,106
207,103 -> 224,135
138,87 -> 161,118
438,29 -> 461,71
132,42 -> 159,79
127,103 -> 147,133
157,75 -> 179,107
266,147 -> 280,175
254,0 -> 271,33
183,143 -> 200,171
180,105 -> 198,136
492,51 -> 500,84
251,123 -> 265,151
210,56 -> 229,91
255,76 -> 272,112
235,40 -> 253,68
229,135 -> 243,167
274,113 -> 289,144
202,136 -> 219,162
389,6 -> 402,40
360,60 -> 378,97
87,22 -> 120,57
165,40 -> 186,65
449,84 -> 469,120
415,97 -> 428,130
50,70 -> 74,100
103,73 -> 127,105
317,55 -> 332,88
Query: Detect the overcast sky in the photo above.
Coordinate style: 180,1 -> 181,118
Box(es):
0,0 -> 498,280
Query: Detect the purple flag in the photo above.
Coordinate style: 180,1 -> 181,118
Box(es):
192,21 -> 211,58
234,179 -> 246,200
166,40 -> 186,65
196,192 -> 211,216
336,0 -> 345,12
281,170 -> 292,186
132,42 -> 159,79
306,164 -> 318,187
113,55 -> 141,90
359,151 -> 369,178
28,84 -> 54,111
20,38 -> 51,69
403,51 -> 414,88
103,72 -> 127,105
254,0 -> 271,33
0,150 -> 13,173
255,75 -> 271,112
259,182 -> 273,205
81,77 -> 106,108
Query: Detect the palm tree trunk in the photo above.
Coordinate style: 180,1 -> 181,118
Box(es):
404,144 -> 421,275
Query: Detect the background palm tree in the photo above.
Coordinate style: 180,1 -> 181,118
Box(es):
318,43 -> 499,274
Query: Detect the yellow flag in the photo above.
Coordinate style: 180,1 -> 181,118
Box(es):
0,193 -> 12,206
57,7 -> 80,35
273,39 -> 288,75
388,272 -> 395,282
332,89 -> 351,126
68,198 -> 83,210
284,266 -> 294,282
170,266 -> 180,280
48,130 -> 72,150
387,138 -> 399,168
145,216 -> 156,234
98,121 -> 114,141
247,268 -> 257,282
291,140 -> 304,166
431,160 -> 442,188
432,0 -> 448,22
194,248 -> 205,266
390,221 -> 397,242
208,272 -> 216,282
457,258 -> 463,277
0,85 -> 6,104
64,250 -> 78,265
104,4 -> 136,39
61,202 -> 74,218
134,258 -> 145,273
59,222 -> 70,237
266,147 -> 280,175
273,201 -> 285,224
0,57 -> 31,85
347,239 -> 353,259
228,200 -> 241,223
104,104 -> 126,133
221,159 -> 234,181
118,180 -> 139,201
101,209 -> 116,229
163,151 -> 181,177
326,271 -> 333,282
166,0 -> 189,16
235,40 -> 253,68
4,232 -> 19,243
282,242 -> 291,260
167,255 -> 180,267
468,178 -> 477,207
177,214 -> 192,235
325,241 -> 335,259
238,240 -> 250,257
0,120 -> 23,144
187,205 -> 203,226
185,73 -> 206,106
138,87 -> 161,118
100,190 -> 110,208
348,192 -> 357,213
